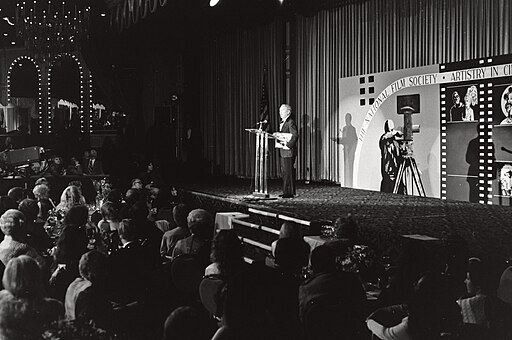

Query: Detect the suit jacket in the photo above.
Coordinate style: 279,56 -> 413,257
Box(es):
279,117 -> 298,158
84,158 -> 103,175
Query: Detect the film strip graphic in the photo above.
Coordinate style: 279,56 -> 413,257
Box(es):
440,58 -> 496,204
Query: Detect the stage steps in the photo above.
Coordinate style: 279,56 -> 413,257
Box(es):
227,207 -> 314,263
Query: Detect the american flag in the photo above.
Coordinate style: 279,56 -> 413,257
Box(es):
258,66 -> 270,131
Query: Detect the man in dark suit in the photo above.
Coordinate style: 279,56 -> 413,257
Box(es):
85,149 -> 103,175
277,104 -> 298,198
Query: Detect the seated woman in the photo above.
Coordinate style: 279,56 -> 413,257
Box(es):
0,209 -> 46,269
45,185 -> 84,239
32,183 -> 55,222
98,201 -> 121,253
49,212 -> 89,302
205,229 -> 245,279
0,255 -> 63,338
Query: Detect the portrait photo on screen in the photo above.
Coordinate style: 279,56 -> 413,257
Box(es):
446,84 -> 479,122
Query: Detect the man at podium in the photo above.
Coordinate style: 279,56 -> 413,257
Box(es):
276,104 -> 298,198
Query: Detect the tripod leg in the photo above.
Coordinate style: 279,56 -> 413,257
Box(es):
410,158 -> 426,196
393,161 -> 406,194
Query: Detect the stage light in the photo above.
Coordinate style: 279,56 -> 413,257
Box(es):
100,13 -> 106,17
210,0 -> 220,7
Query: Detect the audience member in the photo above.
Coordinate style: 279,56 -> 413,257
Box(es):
98,201 -> 121,253
49,222 -> 89,303
32,183 -> 55,221
299,245 -> 365,323
0,209 -> 46,269
205,229 -> 245,279
18,198 -> 52,254
160,204 -> 190,258
367,271 -> 462,340
65,250 -> 112,329
107,218 -> 150,304
163,306 -> 210,340
7,187 -> 24,206
172,208 -> 213,267
0,256 -> 63,338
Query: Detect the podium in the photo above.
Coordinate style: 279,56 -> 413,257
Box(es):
246,128 -> 276,198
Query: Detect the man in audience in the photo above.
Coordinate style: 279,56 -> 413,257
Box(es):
108,218 -> 149,304
85,149 -> 103,175
0,209 -> 46,269
160,204 -> 190,258
299,245 -> 366,323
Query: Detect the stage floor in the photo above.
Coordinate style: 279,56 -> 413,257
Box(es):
179,177 -> 512,260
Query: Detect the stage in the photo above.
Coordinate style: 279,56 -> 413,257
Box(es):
178,177 -> 512,260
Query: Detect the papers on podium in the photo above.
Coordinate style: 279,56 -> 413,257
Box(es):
273,132 -> 292,150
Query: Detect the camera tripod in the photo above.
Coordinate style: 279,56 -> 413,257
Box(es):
393,155 -> 426,196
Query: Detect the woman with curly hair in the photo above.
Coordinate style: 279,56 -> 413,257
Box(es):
463,85 -> 478,121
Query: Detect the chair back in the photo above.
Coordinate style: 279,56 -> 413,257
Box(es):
199,274 -> 226,318
171,254 -> 205,294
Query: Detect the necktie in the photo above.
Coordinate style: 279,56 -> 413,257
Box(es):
88,159 -> 94,173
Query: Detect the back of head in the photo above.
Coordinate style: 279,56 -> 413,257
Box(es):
59,185 -> 82,210
118,218 -> 137,242
311,245 -> 336,274
0,209 -> 26,239
34,177 -> 49,187
106,189 -> 122,206
18,199 -> 39,222
334,215 -> 359,240
63,205 -> 88,227
100,201 -> 118,221
187,209 -> 213,239
127,201 -> 149,224
498,266 -> 512,305
55,225 -> 88,265
173,204 -> 189,228
408,271 -> 461,340
79,250 -> 107,284
211,229 -> 243,277
274,238 -> 309,274
7,187 -> 24,204
163,306 -> 205,340
3,255 -> 42,299
279,221 -> 300,239
124,188 -> 141,206
32,184 -> 50,200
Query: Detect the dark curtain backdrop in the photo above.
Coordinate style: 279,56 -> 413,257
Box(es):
199,0 -> 512,182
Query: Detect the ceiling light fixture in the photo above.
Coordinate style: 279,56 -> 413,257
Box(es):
210,0 -> 220,7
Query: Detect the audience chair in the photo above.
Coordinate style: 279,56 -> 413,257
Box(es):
170,254 -> 205,295
199,274 -> 226,320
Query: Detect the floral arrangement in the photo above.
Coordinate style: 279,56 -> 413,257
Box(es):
92,178 -> 112,208
41,320 -> 122,340
338,244 -> 377,279
45,208 -> 67,239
